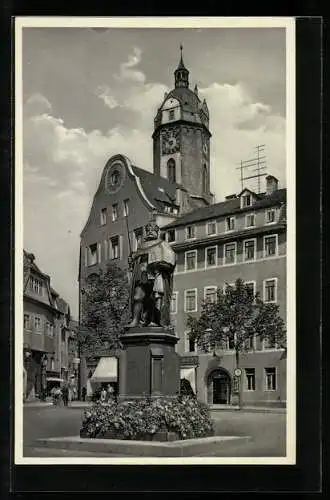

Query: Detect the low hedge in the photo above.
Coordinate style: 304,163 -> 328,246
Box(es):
80,396 -> 214,441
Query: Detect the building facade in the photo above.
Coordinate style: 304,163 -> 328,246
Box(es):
23,250 -> 73,401
78,49 -> 287,407
164,178 -> 287,406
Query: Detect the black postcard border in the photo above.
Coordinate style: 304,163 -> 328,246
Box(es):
0,13 -> 323,495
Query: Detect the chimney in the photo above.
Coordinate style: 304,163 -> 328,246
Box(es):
194,84 -> 198,96
266,175 -> 279,195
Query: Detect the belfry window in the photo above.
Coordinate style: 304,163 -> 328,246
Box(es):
167,158 -> 176,183
202,165 -> 208,193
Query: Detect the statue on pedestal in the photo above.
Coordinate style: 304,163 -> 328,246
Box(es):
127,212 -> 176,328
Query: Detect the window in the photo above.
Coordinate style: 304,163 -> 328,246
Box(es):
123,199 -> 129,217
264,235 -> 278,257
204,286 -> 217,303
244,334 -> 256,351
170,292 -> 178,314
185,332 -> 197,353
112,204 -> 118,222
29,276 -> 42,295
264,278 -> 277,303
225,217 -> 235,232
167,229 -> 176,243
184,289 -> 197,312
24,314 -> 30,329
110,236 -> 119,260
245,213 -> 255,227
46,322 -> 54,337
242,194 -> 251,207
207,220 -> 217,236
34,316 -> 41,332
243,239 -> 256,262
224,242 -> 237,265
245,281 -> 256,300
244,368 -> 256,391
265,367 -> 276,391
50,357 -> 55,371
169,109 -> 175,120
133,227 -> 143,250
185,225 -> 196,240
205,246 -> 217,267
167,158 -> 176,183
100,207 -> 107,225
266,209 -> 276,224
185,250 -> 197,271
189,338 -> 196,353
202,165 -> 208,193
88,243 -> 98,266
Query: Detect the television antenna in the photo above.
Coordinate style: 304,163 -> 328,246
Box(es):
237,145 -> 267,194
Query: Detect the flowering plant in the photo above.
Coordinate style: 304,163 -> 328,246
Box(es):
80,396 -> 214,440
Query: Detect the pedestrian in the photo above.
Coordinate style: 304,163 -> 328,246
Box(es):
100,387 -> 107,403
106,383 -> 114,402
82,386 -> 87,402
62,383 -> 69,407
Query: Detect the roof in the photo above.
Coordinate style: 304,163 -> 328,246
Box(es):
23,250 -> 44,276
166,87 -> 201,115
164,188 -> 287,229
132,165 -> 181,210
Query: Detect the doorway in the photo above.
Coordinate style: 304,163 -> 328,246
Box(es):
207,369 -> 231,405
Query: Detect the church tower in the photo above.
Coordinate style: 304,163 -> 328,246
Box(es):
153,46 -> 212,210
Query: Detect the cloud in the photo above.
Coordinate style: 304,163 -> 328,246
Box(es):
198,82 -> 285,200
25,93 -> 52,117
114,47 -> 145,83
94,85 -> 119,109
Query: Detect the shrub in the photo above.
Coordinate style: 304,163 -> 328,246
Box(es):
80,396 -> 214,440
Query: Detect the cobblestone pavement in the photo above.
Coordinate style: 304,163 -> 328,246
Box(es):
21,405 -> 286,458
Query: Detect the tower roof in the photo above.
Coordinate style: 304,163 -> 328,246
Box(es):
174,44 -> 189,88
176,44 -> 187,71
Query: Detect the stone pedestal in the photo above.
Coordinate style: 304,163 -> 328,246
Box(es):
118,327 -> 180,400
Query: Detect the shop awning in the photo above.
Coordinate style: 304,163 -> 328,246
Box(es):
90,357 -> 118,383
180,367 -> 196,393
46,377 -> 64,383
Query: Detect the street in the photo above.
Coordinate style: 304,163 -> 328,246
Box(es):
22,405 -> 286,458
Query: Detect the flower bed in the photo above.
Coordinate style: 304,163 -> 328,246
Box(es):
80,396 -> 214,441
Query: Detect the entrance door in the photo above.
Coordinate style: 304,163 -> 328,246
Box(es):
207,369 -> 231,405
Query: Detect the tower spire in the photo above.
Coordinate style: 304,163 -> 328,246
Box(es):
174,44 -> 189,88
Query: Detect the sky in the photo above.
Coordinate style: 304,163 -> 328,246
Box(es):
22,26 -> 287,319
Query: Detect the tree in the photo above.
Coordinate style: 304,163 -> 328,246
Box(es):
186,278 -> 286,407
80,263 -> 130,355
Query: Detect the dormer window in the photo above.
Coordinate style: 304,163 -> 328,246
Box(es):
169,109 -> 175,120
242,194 -> 251,207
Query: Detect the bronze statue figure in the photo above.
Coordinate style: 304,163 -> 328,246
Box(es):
127,212 -> 176,328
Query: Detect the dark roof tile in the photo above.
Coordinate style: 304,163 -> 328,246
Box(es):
132,165 -> 180,211
164,188 -> 286,229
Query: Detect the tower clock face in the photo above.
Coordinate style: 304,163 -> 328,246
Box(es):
161,127 -> 180,155
105,162 -> 125,194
